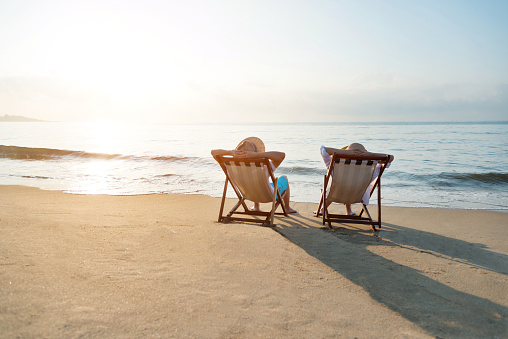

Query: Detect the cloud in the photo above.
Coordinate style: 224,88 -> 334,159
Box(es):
292,82 -> 508,122
348,72 -> 397,89
0,76 -> 109,121
1,75 -> 506,123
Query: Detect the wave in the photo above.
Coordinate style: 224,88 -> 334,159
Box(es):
392,170 -> 508,187
156,173 -> 177,177
0,145 -> 196,162
435,172 -> 508,185
20,175 -> 51,179
0,145 -> 123,161
151,156 -> 190,161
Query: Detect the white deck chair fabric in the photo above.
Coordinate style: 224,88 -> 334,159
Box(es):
328,159 -> 378,204
223,160 -> 275,203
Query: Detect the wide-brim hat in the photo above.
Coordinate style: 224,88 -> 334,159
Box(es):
345,143 -> 367,151
236,136 -> 265,152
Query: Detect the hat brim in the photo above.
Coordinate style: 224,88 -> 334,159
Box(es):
346,143 -> 367,152
236,137 -> 265,153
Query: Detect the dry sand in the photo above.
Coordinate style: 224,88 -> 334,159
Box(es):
0,185 -> 507,338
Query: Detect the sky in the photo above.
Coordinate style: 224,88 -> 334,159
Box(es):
0,0 -> 507,123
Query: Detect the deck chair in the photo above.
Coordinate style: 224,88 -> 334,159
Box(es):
315,153 -> 391,232
214,155 -> 288,226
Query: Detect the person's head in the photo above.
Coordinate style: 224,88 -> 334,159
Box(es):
236,137 -> 265,152
346,143 -> 367,152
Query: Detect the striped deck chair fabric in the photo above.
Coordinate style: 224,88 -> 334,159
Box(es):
214,155 -> 288,226
328,159 -> 378,205
223,160 -> 275,203
317,153 -> 391,232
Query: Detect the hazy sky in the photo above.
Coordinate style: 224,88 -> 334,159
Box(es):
1,0 -> 507,123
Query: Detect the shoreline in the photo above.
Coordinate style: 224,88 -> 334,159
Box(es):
1,185 -> 507,337
4,184 -> 508,213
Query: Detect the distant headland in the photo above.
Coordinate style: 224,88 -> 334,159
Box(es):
0,115 -> 47,122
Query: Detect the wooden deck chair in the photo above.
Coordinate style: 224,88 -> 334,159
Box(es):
214,155 -> 288,226
315,153 -> 391,232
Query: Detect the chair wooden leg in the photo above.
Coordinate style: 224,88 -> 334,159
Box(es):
218,179 -> 228,222
361,204 -> 377,232
278,189 -> 288,216
269,178 -> 278,226
316,187 -> 324,217
377,178 -> 382,229
228,199 -> 244,217
322,174 -> 328,226
323,190 -> 327,226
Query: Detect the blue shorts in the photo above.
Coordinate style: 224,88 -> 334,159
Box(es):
270,176 -> 288,195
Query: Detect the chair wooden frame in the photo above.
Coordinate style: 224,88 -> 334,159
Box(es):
214,155 -> 288,226
315,153 -> 391,232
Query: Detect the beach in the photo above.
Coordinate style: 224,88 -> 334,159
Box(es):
1,185 -> 506,338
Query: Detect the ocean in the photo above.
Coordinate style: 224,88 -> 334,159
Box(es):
1,121 -> 507,210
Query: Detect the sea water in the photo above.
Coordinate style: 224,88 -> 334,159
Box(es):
1,121 -> 507,210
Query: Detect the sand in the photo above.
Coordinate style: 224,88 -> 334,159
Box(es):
0,185 -> 506,338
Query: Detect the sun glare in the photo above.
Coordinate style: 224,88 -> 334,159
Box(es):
84,120 -> 124,154
74,160 -> 115,194
39,10 -> 191,100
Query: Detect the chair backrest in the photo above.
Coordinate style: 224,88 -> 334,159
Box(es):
220,157 -> 275,203
327,153 -> 390,204
328,158 -> 378,204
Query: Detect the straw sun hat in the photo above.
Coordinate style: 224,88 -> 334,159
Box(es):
235,137 -> 265,153
345,143 -> 367,151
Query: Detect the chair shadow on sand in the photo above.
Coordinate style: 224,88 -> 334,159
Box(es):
273,213 -> 508,338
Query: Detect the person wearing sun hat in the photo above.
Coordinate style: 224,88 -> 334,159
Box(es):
234,137 -> 266,153
211,137 -> 297,213
319,143 -> 394,216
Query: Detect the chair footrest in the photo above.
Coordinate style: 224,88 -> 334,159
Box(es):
325,219 -> 376,225
233,210 -> 270,217
221,216 -> 271,225
325,213 -> 377,226
327,213 -> 366,220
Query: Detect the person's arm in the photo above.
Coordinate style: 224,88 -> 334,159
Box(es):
323,146 -> 347,156
211,149 -> 286,167
323,146 -> 394,163
211,149 -> 234,160
364,151 -> 394,162
359,151 -> 394,162
230,150 -> 286,168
